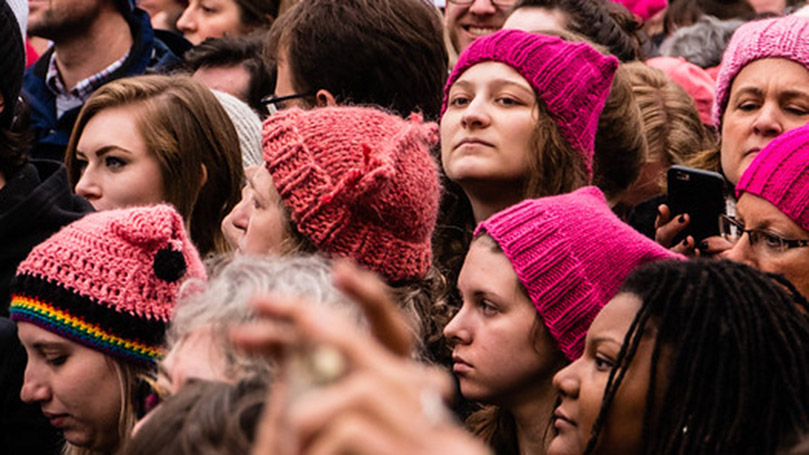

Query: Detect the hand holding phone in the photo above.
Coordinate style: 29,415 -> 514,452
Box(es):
666,165 -> 726,245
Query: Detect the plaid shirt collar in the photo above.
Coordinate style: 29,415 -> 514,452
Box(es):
45,50 -> 130,102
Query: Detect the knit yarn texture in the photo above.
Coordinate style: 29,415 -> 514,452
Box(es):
213,90 -> 263,168
476,186 -> 681,360
737,122 -> 809,232
441,29 -> 618,177
10,205 -> 207,366
262,107 -> 441,282
712,15 -> 809,129
0,0 -> 26,128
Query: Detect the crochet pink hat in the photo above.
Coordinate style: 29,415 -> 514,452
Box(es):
441,29 -> 618,177
10,205 -> 207,366
609,0 -> 666,22
647,57 -> 715,125
736,122 -> 809,232
475,186 -> 681,360
712,16 -> 809,129
262,106 -> 441,282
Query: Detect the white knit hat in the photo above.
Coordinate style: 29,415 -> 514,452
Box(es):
212,90 -> 263,168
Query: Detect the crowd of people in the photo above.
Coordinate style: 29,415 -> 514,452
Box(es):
2,0 -> 809,454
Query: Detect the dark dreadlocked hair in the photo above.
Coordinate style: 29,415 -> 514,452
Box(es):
585,259 -> 809,455
510,0 -> 644,62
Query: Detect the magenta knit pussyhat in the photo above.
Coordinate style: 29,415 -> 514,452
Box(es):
712,15 -> 809,129
262,106 -> 441,283
10,205 -> 207,366
475,186 -> 681,360
736,122 -> 809,232
441,29 -> 618,177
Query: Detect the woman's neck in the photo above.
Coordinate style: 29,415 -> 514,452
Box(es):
465,186 -> 524,223
504,377 -> 558,455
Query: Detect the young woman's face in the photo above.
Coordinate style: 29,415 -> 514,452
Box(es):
17,322 -> 123,452
443,237 -> 562,406
176,0 -> 247,46
722,193 -> 809,298
441,61 -> 538,190
73,106 -> 165,211
222,165 -> 288,254
720,58 -> 809,185
549,293 -> 654,455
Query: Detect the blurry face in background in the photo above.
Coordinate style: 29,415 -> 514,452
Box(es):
73,106 -> 166,211
193,64 -> 252,103
502,6 -> 568,33
176,0 -> 247,45
444,0 -> 515,54
720,58 -> 809,185
747,0 -> 786,13
28,0 -> 104,40
17,322 -> 123,452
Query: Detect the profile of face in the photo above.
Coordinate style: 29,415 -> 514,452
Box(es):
720,58 -> 809,185
73,106 -> 166,211
721,193 -> 809,298
444,0 -> 515,54
443,236 -> 563,405
176,0 -> 247,46
549,293 -> 653,455
17,322 -> 123,452
440,61 -> 538,189
222,165 -> 288,254
502,6 -> 568,33
28,0 -> 104,39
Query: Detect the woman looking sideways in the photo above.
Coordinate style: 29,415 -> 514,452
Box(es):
10,205 -> 206,455
443,186 -> 678,455
64,75 -> 244,257
176,0 -> 279,45
550,259 -> 809,455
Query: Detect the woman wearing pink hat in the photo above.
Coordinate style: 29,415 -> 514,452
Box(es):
656,15 -> 809,255
443,186 -> 678,455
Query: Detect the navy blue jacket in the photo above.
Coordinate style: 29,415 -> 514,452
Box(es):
23,8 -> 183,161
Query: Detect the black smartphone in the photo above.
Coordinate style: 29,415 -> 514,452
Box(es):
667,165 -> 726,245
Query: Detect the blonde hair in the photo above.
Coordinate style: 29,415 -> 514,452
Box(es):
65,75 -> 244,256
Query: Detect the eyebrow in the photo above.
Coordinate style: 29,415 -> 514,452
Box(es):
452,78 -> 534,95
731,86 -> 809,100
590,336 -> 622,349
31,341 -> 67,351
76,145 -> 133,158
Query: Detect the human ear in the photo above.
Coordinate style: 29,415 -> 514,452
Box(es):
315,89 -> 338,107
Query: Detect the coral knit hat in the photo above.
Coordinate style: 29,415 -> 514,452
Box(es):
737,122 -> 809,232
476,186 -> 681,360
441,29 -> 618,177
10,205 -> 207,366
262,106 -> 441,283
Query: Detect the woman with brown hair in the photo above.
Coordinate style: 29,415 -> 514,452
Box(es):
64,74 -> 244,257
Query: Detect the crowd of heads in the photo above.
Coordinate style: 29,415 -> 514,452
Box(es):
3,0 -> 809,455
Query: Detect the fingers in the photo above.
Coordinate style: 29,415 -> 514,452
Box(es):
656,210 -> 690,249
331,259 -> 413,357
252,371 -> 296,455
669,235 -> 697,256
696,235 -> 733,257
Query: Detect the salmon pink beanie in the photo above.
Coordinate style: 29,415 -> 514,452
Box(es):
441,29 -> 618,177
712,16 -> 809,129
262,106 -> 440,283
736,122 -> 809,232
475,186 -> 681,360
10,205 -> 206,366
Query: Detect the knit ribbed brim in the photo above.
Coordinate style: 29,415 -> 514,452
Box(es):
441,29 -> 618,177
737,123 -> 809,232
476,186 -> 681,360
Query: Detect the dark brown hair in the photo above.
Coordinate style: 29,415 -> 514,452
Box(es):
264,0 -> 448,121
65,75 -> 244,256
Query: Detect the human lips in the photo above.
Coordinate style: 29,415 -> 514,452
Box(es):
42,411 -> 70,428
455,137 -> 494,150
462,24 -> 500,37
553,407 -> 577,430
452,354 -> 473,373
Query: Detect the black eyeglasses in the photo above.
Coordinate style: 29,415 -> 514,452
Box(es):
719,215 -> 809,255
260,91 -> 317,115
447,0 -> 516,6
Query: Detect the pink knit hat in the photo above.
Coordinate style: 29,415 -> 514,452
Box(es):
262,107 -> 440,283
441,29 -> 618,177
608,0 -> 666,22
10,205 -> 207,366
475,186 -> 680,360
736,122 -> 809,232
712,16 -> 809,129
647,57 -> 716,126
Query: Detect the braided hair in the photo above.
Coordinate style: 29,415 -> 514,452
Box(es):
511,0 -> 642,61
585,259 -> 809,455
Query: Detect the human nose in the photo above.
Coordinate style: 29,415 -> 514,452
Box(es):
175,5 -> 196,33
752,103 -> 784,137
20,363 -> 51,404
469,0 -> 497,14
720,233 -> 758,268
552,359 -> 581,398
74,165 -> 101,203
460,97 -> 491,130
443,304 -> 472,346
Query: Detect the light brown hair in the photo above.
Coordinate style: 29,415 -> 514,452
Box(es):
65,75 -> 244,256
